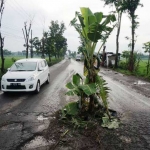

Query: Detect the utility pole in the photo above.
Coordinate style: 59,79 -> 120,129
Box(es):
22,22 -> 31,58
0,0 -> 5,73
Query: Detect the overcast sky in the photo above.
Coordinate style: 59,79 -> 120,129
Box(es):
1,0 -> 149,53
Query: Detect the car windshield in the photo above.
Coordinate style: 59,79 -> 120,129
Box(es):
10,62 -> 37,71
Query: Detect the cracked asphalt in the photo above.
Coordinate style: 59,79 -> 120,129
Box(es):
0,59 -> 74,150
0,59 -> 150,150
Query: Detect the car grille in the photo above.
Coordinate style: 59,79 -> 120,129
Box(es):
7,79 -> 26,82
7,85 -> 26,89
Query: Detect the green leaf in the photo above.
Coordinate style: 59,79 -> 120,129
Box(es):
78,15 -> 85,28
66,91 -> 74,96
66,82 -> 74,89
79,83 -> 96,96
73,73 -> 82,86
88,15 -> 96,25
94,12 -> 103,23
110,14 -> 116,22
80,7 -> 93,35
88,32 -> 102,42
63,102 -> 79,116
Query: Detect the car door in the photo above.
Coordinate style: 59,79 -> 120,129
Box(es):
44,59 -> 49,76
38,61 -> 45,85
41,60 -> 48,82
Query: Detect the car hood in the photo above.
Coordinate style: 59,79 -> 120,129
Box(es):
4,71 -> 36,79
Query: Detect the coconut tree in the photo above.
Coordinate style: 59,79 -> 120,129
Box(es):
66,8 -> 116,116
121,0 -> 143,72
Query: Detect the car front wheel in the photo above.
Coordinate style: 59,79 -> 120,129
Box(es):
35,81 -> 40,94
46,74 -> 50,84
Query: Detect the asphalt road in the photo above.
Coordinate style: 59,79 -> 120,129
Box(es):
0,59 -> 150,150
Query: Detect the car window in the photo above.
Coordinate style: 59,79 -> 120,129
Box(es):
10,62 -> 37,71
44,60 -> 48,66
41,61 -> 46,67
38,62 -> 43,69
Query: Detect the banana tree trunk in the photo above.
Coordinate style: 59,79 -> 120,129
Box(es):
88,61 -> 96,113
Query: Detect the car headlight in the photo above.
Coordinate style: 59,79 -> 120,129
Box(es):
26,76 -> 36,82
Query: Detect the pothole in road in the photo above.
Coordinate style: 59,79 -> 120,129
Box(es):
21,136 -> 55,150
37,115 -> 48,121
0,123 -> 22,131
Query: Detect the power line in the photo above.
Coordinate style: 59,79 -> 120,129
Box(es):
6,1 -> 28,21
2,34 -> 24,41
12,0 -> 31,18
10,0 -> 43,28
2,22 -> 23,30
2,25 -> 22,32
1,30 -> 24,39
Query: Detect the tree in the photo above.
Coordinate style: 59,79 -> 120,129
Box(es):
3,49 -> 11,55
0,0 -> 5,73
22,22 -> 32,58
32,37 -> 41,54
67,8 -> 116,117
122,0 -> 143,72
143,42 -> 150,75
101,0 -> 124,68
49,21 -> 67,58
45,36 -> 54,62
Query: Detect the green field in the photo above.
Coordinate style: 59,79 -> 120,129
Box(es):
0,56 -> 63,78
0,56 -> 25,69
117,59 -> 150,78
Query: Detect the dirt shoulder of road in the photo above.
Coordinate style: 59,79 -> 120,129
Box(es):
45,110 -> 148,150
100,67 -> 150,98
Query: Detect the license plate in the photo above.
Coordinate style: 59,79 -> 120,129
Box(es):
11,83 -> 21,86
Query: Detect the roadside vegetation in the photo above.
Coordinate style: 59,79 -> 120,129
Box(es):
116,50 -> 150,80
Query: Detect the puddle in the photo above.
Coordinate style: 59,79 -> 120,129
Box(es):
21,136 -> 55,150
37,115 -> 48,121
134,80 -> 147,85
0,123 -> 22,131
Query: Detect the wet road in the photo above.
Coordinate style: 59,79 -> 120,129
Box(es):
0,59 -> 75,150
0,59 -> 150,149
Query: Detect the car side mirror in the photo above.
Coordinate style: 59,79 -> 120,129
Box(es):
38,67 -> 44,71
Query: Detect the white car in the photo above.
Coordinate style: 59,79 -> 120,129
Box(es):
1,58 -> 50,93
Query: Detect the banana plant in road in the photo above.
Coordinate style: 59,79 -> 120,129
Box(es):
66,7 -> 116,120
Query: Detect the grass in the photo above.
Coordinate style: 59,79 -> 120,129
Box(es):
0,56 -> 63,78
116,59 -> 150,79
